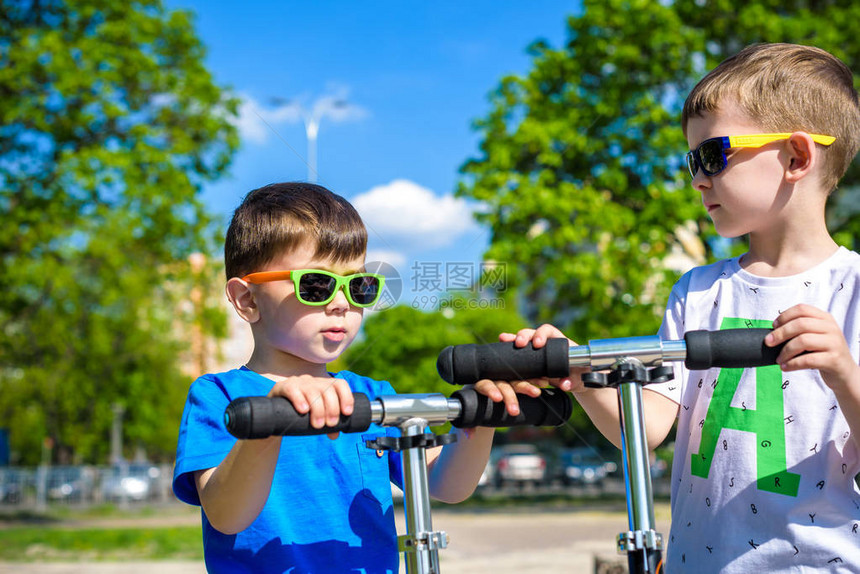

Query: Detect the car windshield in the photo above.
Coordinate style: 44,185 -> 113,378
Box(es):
564,450 -> 603,465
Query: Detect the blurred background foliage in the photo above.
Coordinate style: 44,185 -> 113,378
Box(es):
0,0 -> 239,464
2,0 -> 859,463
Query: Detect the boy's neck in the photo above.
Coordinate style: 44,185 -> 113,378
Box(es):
742,230 -> 839,277
245,350 -> 331,381
740,185 -> 839,277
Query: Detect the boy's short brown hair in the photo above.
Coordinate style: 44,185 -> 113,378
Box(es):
682,43 -> 860,192
225,182 -> 367,280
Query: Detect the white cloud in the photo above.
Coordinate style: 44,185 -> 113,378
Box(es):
353,179 -> 481,250
365,249 -> 408,269
233,90 -> 367,145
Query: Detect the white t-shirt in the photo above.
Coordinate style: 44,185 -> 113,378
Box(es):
649,247 -> 860,573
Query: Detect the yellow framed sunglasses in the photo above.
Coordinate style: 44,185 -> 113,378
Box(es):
686,133 -> 836,179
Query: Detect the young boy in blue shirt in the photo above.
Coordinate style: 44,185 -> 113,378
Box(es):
480,43 -> 860,571
173,182 -> 495,573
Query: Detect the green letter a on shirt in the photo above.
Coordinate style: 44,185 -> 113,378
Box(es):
690,317 -> 800,497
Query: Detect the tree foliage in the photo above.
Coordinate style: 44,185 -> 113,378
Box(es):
0,0 -> 238,464
458,0 -> 860,342
340,295 -> 529,397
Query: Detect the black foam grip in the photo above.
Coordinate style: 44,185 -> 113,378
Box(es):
436,338 -> 571,385
450,387 -> 572,428
684,328 -> 783,370
224,393 -> 373,439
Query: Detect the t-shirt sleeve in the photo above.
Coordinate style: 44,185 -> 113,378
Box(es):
172,377 -> 237,506
645,275 -> 689,406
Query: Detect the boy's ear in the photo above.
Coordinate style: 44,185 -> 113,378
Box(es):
226,278 -> 260,324
784,132 -> 816,184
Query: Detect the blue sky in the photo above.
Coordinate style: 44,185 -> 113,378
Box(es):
164,0 -> 578,306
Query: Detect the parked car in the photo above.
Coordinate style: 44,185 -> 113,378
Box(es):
494,444 -> 547,487
101,463 -> 161,502
0,480 -> 22,504
557,447 -> 617,486
476,447 -> 503,490
46,466 -> 95,502
0,468 -> 25,504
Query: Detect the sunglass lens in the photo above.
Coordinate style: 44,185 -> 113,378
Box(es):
349,276 -> 381,306
698,140 -> 726,175
686,152 -> 698,178
299,273 -> 337,303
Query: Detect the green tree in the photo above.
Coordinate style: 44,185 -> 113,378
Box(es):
0,0 -> 238,464
458,0 -> 860,342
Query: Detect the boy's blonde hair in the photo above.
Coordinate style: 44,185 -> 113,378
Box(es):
682,43 -> 860,192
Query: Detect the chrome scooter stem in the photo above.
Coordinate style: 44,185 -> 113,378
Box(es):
615,361 -> 662,573
399,418 -> 447,574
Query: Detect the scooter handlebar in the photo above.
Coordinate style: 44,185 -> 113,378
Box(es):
224,393 -> 374,439
684,328 -> 781,370
224,387 -> 573,439
436,328 -> 781,385
436,339 -> 571,386
451,387 -> 572,429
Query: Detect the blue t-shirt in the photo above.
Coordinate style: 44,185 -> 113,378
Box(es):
173,368 -> 404,574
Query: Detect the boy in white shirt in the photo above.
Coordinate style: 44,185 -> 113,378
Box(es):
482,43 -> 860,572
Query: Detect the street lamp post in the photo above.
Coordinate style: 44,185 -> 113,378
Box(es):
111,403 -> 125,466
270,97 -> 349,183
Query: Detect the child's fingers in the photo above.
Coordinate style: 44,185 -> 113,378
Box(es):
474,379 -> 504,402
331,378 -> 354,416
278,384 -> 310,414
772,303 -> 828,327
767,315 -> 830,348
296,384 -> 336,429
532,324 -> 567,347
501,325 -> 570,349
774,331 -> 815,366
551,377 -> 575,392
511,379 -> 544,398
775,331 -> 843,367
304,389 -> 327,429
512,329 -> 536,347
769,304 -> 832,342
321,384 -> 343,428
497,382 -> 522,416
270,377 -> 355,429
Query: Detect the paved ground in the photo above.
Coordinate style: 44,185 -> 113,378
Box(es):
0,503 -> 671,573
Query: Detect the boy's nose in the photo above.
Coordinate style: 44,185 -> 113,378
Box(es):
327,287 -> 350,312
692,169 -> 711,191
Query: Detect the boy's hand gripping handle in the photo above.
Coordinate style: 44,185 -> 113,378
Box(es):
224,387 -> 573,439
224,394 -> 374,439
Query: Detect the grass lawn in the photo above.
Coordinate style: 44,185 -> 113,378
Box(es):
0,489 -> 662,562
0,504 -> 204,562
0,525 -> 203,561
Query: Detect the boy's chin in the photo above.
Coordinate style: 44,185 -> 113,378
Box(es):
318,338 -> 352,359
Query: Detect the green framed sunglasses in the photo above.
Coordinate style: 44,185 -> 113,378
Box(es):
242,269 -> 386,308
